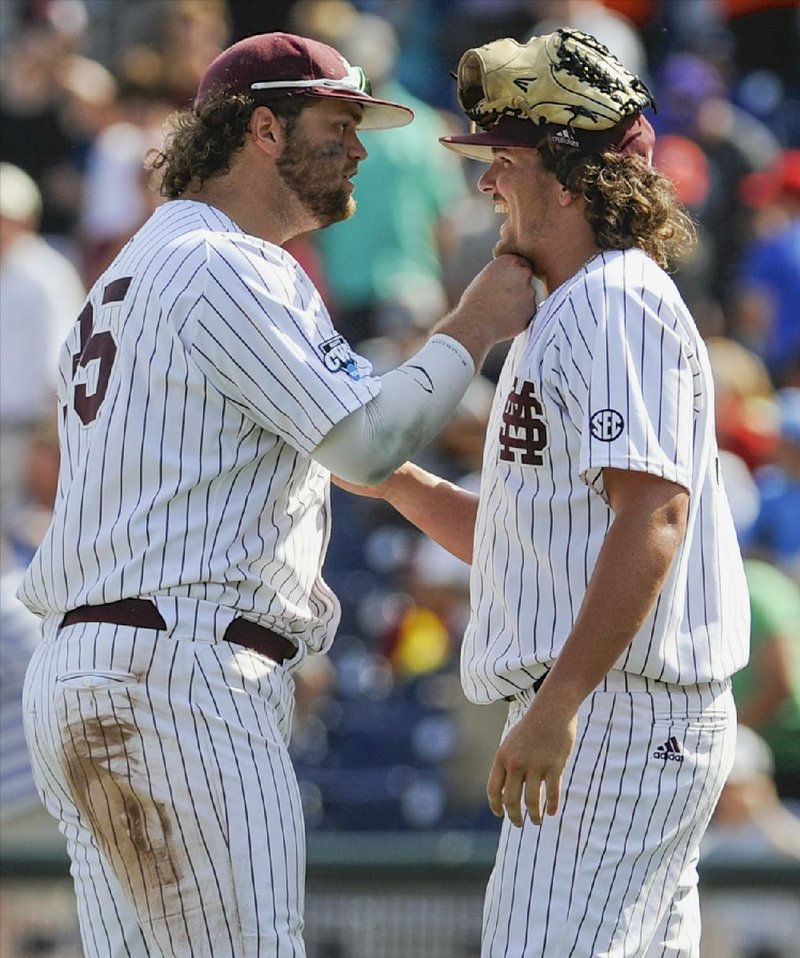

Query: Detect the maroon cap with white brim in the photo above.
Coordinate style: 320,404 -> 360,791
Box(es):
196,32 -> 413,131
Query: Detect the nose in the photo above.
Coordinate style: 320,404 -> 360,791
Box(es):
478,164 -> 496,195
348,131 -> 367,161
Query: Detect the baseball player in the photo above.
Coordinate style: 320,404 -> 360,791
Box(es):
18,32 -> 536,957
339,29 -> 750,957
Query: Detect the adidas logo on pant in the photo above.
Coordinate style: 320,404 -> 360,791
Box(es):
653,736 -> 684,762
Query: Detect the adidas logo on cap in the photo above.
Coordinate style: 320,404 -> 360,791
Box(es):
653,736 -> 684,762
551,127 -> 581,149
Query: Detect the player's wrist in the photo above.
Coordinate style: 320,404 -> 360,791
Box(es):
432,311 -> 492,370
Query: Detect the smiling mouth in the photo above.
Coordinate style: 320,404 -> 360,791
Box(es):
494,199 -> 509,214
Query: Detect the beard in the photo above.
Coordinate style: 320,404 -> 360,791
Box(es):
277,128 -> 356,227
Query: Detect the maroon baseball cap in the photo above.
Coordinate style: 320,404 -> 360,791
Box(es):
196,32 -> 413,131
441,113 -> 656,163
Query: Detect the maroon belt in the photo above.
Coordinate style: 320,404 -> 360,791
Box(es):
59,598 -> 296,665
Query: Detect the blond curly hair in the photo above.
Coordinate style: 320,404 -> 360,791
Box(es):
538,138 -> 697,271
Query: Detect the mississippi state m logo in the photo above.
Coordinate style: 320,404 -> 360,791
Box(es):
499,377 -> 548,465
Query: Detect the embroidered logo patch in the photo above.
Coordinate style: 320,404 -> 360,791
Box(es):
589,408 -> 624,442
320,335 -> 362,380
498,377 -> 548,465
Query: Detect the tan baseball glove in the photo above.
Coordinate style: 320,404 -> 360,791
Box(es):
457,28 -> 655,132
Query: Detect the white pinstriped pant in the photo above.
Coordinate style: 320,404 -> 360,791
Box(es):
22,614 -> 307,957
482,670 -> 737,958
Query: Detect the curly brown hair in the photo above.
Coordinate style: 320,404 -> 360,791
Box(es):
537,139 -> 696,271
148,90 -> 309,199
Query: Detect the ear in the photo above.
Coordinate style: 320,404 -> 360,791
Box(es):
557,185 -> 579,207
250,105 -> 283,157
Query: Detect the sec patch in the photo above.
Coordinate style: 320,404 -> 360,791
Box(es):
590,408 -> 624,442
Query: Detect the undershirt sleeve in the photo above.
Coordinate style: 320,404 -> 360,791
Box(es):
313,334 -> 475,484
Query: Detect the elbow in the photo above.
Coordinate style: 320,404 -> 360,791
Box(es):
332,453 -> 403,487
663,493 -> 689,542
655,499 -> 689,564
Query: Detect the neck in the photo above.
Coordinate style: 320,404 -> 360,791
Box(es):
187,169 -> 314,247
541,241 -> 601,295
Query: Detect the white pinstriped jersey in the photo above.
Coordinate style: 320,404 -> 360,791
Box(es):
19,200 -> 381,651
462,248 -> 750,704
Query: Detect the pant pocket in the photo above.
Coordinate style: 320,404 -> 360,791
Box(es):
55,669 -> 137,690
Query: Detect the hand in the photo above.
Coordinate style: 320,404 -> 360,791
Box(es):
435,255 -> 537,368
487,698 -> 577,827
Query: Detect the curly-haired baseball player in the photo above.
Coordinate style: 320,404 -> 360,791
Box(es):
338,29 -> 750,956
17,32 -> 536,957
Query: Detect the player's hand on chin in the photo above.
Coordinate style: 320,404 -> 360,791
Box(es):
487,697 -> 577,827
455,253 -> 537,343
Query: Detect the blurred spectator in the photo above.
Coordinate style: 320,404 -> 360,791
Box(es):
719,448 -> 761,544
306,8 -> 470,348
98,0 -> 230,107
644,0 -> 731,70
226,0 -> 299,38
0,20 -> 85,237
699,724 -> 800,958
3,414 -> 61,567
703,724 -> 800,860
0,540 -> 59,836
747,388 -> 800,583
733,149 -> 800,388
732,560 -> 800,799
418,375 -> 496,479
705,336 -> 780,473
653,51 -> 781,317
432,1 -> 542,109
526,0 -> 648,77
724,0 -> 800,147
652,133 -> 722,337
0,422 -> 75,949
373,470 -> 507,822
78,55 -> 174,284
0,164 -> 84,521
57,52 -> 120,171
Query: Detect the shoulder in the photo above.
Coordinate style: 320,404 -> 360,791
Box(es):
588,248 -> 676,292
584,249 -> 689,322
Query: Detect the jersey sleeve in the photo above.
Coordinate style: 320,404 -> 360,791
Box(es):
557,263 -> 696,496
186,240 -> 381,454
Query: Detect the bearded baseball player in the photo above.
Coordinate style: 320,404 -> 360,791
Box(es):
338,28 -> 750,957
17,32 -> 536,957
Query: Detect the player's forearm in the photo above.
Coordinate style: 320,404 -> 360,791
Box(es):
314,335 -> 475,485
536,492 -> 687,715
381,462 -> 479,563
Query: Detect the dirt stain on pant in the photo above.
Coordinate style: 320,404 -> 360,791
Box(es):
61,708 -> 185,924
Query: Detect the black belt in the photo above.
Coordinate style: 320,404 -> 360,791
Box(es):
59,599 -> 296,665
505,670 -> 550,702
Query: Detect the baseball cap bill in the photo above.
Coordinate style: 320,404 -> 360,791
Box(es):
440,29 -> 656,163
196,32 -> 414,131
442,113 -> 656,164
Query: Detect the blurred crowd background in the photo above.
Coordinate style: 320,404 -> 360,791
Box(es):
1,0 -> 798,948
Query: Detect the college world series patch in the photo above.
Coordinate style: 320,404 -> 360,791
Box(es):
319,334 -> 364,380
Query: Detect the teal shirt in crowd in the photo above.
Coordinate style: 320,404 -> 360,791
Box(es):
732,559 -> 800,790
315,80 -> 468,313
